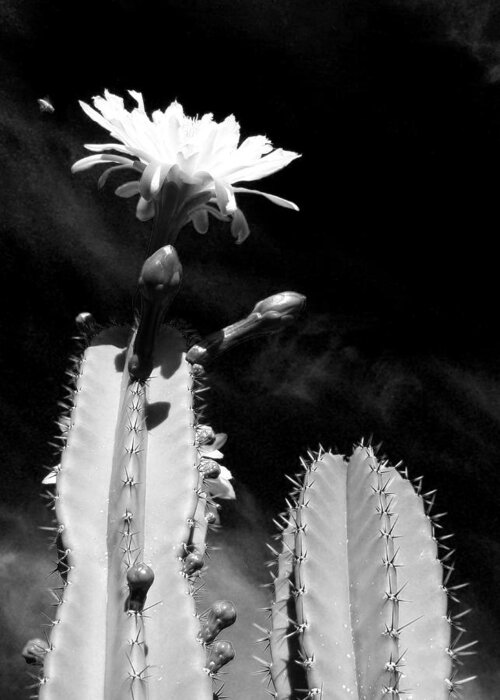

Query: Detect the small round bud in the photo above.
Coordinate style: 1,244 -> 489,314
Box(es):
182,551 -> 204,577
204,640 -> 235,674
22,639 -> 46,665
198,600 -> 237,644
196,425 -> 216,446
126,562 -> 154,612
205,511 -> 217,525
198,458 -> 221,480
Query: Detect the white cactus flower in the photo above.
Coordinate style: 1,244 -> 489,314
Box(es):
205,465 -> 235,500
72,90 -> 300,244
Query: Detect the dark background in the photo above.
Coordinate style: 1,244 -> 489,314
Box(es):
1,0 -> 500,697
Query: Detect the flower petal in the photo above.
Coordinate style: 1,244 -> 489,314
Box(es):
232,186 -> 299,211
128,90 -> 145,111
84,143 -> 135,154
136,196 -> 155,221
139,161 -> 162,199
97,164 -> 138,189
230,208 -> 250,244
115,181 -> 141,198
213,179 -> 237,215
212,433 -> 228,451
191,209 -> 209,234
221,148 -> 301,184
71,154 -> 134,173
79,100 -> 113,132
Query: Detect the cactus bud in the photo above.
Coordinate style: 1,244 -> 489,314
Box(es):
251,291 -> 306,324
186,290 -> 306,366
138,245 -> 182,303
204,640 -> 235,674
22,638 -> 46,665
129,245 -> 182,380
196,425 -> 216,446
182,551 -> 204,577
125,562 -> 155,612
198,458 -> 221,480
198,600 -> 237,644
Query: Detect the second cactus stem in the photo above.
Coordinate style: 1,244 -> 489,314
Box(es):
261,444 -> 475,700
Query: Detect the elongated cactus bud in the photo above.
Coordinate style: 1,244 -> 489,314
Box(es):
186,291 -> 306,366
265,444 -> 476,700
204,640 -> 235,674
198,601 -> 237,644
129,245 -> 182,379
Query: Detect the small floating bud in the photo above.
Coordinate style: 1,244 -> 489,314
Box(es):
198,458 -> 221,480
125,562 -> 154,613
22,639 -> 46,665
196,425 -> 216,446
198,600 -> 237,644
205,511 -> 217,525
75,311 -> 95,330
182,551 -> 204,576
204,640 -> 235,674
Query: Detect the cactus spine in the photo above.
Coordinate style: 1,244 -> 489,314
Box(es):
263,444 -> 475,700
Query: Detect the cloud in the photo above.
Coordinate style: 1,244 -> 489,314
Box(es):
399,0 -> 500,80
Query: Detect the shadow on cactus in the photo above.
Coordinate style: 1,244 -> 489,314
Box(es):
24,91 -> 476,699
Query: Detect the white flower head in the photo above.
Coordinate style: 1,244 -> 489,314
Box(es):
72,90 -> 301,245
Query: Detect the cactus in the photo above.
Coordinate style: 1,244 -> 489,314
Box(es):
33,285 -> 304,700
24,90 -> 476,700
259,444 -> 477,699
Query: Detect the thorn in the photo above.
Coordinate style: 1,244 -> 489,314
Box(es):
445,637 -> 478,662
445,671 -> 477,694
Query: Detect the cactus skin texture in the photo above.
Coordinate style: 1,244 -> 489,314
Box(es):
263,444 -> 476,700
37,323 -> 234,700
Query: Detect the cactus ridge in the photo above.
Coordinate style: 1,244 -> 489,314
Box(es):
264,442 -> 476,700
37,322 -> 235,700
